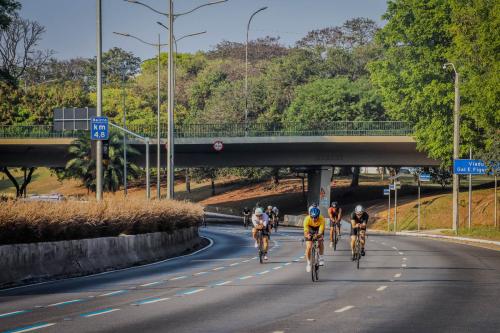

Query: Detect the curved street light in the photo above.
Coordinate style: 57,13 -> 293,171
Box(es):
245,7 -> 268,133
114,31 -> 167,200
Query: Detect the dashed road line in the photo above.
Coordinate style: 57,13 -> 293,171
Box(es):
273,266 -> 283,270
47,299 -> 83,307
180,288 -> 205,296
80,308 -> 120,318
392,246 -> 398,250
133,297 -> 170,306
169,275 -> 187,281
335,305 -> 355,313
239,275 -> 254,280
214,281 -> 232,286
399,252 -> 404,255
140,281 -> 161,287
194,271 -> 208,276
257,270 -> 270,275
98,290 -> 127,297
402,264 -> 407,267
0,310 -> 30,318
394,273 -> 401,278
212,267 -> 225,271
229,263 -> 240,266
376,286 -> 388,291
2,322 -> 56,333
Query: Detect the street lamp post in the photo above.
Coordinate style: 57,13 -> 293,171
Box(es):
121,62 -> 128,196
96,0 -> 103,201
444,62 -> 460,233
245,7 -> 268,134
126,0 -> 227,200
113,32 -> 167,200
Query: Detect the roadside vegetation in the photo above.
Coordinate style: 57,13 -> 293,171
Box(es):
0,198 -> 203,245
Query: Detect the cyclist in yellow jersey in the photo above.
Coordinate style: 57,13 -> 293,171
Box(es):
303,206 -> 326,272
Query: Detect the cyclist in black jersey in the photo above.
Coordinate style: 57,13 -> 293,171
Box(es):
350,205 -> 368,260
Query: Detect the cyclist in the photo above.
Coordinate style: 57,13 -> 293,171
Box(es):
303,206 -> 326,272
272,206 -> 280,231
328,201 -> 342,248
350,205 -> 368,260
266,205 -> 276,230
242,207 -> 251,227
252,207 -> 270,260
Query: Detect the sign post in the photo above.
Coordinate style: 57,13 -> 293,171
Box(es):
384,188 -> 390,231
468,148 -> 472,230
418,173 -> 431,232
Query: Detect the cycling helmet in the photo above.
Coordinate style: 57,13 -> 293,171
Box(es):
331,202 -> 337,208
255,207 -> 264,216
309,207 -> 320,219
267,205 -> 273,210
354,205 -> 364,214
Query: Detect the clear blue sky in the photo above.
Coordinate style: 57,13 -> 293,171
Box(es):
20,0 -> 388,60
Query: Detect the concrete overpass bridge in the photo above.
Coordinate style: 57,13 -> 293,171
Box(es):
0,122 -> 439,214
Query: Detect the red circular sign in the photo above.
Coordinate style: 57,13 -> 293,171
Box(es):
213,140 -> 224,152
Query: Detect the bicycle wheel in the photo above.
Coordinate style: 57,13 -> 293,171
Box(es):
314,246 -> 320,281
258,233 -> 264,264
311,246 -> 316,282
333,228 -> 338,251
356,239 -> 361,269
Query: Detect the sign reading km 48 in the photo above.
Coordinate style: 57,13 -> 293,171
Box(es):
91,116 -> 109,140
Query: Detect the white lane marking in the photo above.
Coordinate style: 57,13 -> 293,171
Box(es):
242,260 -> 250,263
252,256 -> 258,259
335,305 -> 355,313
194,271 -> 208,276
258,270 -> 270,275
399,252 -> 404,255
215,280 -> 232,286
98,290 -> 126,297
183,288 -> 205,295
229,263 -> 239,266
169,275 -> 187,281
140,281 -> 161,287
402,257 -> 407,261
239,275 -> 253,280
376,286 -> 388,291
382,242 -> 386,245
273,331 -> 285,333
0,310 -> 28,318
273,266 -> 283,270
394,273 -> 401,278
299,256 -> 305,259
392,246 -> 398,250
47,299 -> 82,307
402,264 -> 407,267
213,267 -> 225,271
284,262 -> 291,266
3,323 -> 56,332
81,308 -> 120,318
134,297 -> 170,305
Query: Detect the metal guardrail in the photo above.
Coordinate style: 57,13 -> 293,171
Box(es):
0,122 -> 413,139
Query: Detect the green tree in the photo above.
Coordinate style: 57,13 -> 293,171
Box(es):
283,77 -> 386,126
60,133 -> 141,193
0,0 -> 20,30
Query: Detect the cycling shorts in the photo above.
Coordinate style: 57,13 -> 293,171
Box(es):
350,224 -> 366,236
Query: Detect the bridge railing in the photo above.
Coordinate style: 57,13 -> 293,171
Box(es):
0,121 -> 412,139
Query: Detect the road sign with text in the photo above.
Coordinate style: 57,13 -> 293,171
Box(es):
419,173 -> 431,182
90,116 -> 109,140
453,159 -> 488,175
384,188 -> 390,196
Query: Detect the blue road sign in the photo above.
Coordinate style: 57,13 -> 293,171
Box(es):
383,188 -> 390,196
389,184 -> 395,190
453,159 -> 488,175
419,173 -> 431,182
91,116 -> 109,140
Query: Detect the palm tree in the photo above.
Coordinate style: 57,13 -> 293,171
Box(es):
63,132 -> 141,193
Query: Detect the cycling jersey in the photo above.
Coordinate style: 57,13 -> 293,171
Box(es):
303,215 -> 326,235
350,211 -> 368,236
252,213 -> 270,229
243,209 -> 251,216
328,207 -> 341,220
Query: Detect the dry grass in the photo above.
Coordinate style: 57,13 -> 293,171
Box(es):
0,198 -> 203,245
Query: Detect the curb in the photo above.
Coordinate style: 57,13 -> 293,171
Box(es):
370,229 -> 500,247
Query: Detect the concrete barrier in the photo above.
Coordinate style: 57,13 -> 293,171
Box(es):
283,214 -> 306,227
0,227 -> 200,289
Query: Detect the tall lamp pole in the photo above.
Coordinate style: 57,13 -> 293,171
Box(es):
125,0 -> 227,200
245,7 -> 267,133
113,32 -> 167,200
96,0 -> 103,201
444,62 -> 460,233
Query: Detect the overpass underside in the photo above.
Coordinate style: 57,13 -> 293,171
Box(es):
0,136 -> 439,168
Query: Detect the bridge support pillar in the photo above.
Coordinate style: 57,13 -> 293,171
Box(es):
307,167 -> 333,217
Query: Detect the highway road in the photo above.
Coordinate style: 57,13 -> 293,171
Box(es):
0,224 -> 499,333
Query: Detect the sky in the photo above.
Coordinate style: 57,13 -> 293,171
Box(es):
19,0 -> 388,61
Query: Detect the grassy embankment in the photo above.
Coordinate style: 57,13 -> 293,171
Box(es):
0,198 -> 203,245
370,187 -> 499,241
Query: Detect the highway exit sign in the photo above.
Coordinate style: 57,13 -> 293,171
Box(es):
91,116 -> 109,140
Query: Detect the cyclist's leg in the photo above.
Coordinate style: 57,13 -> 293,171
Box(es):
263,235 -> 269,253
305,240 -> 312,261
319,239 -> 325,255
350,228 -> 356,258
360,224 -> 367,255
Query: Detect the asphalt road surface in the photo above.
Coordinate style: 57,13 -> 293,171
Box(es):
0,223 -> 499,333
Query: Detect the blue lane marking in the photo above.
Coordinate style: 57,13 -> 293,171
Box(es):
1,322 -> 55,333
0,310 -> 30,319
